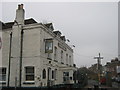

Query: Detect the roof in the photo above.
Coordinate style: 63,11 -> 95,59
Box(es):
53,31 -> 61,35
1,18 -> 37,30
44,23 -> 54,30
60,36 -> 66,41
24,18 -> 37,25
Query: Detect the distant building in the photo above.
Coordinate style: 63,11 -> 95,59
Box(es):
88,63 -> 103,74
0,4 -> 76,87
105,58 -> 120,77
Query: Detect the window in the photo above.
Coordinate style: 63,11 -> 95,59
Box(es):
54,47 -> 57,60
45,39 -> 53,53
25,67 -> 34,81
63,72 -> 69,77
61,50 -> 63,63
52,70 -> 54,79
54,69 -> 57,80
63,72 -> 69,82
69,56 -> 72,65
0,67 -> 6,81
66,54 -> 68,65
43,69 -> 46,79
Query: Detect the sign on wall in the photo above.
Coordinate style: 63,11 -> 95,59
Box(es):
45,39 -> 53,53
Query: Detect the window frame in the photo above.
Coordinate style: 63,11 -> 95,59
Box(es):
54,46 -> 57,60
0,67 -> 7,82
25,66 -> 35,81
45,39 -> 53,53
61,50 -> 63,63
66,54 -> 68,65
42,69 -> 46,79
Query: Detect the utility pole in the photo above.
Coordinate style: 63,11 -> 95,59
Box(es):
7,32 -> 12,87
94,53 -> 103,85
19,29 -> 24,87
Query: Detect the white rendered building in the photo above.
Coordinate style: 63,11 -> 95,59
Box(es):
0,4 -> 77,87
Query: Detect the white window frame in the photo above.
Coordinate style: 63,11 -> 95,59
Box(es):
25,66 -> 35,81
0,67 -> 6,83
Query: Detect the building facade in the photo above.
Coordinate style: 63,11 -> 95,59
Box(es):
0,4 -> 76,87
105,58 -> 120,77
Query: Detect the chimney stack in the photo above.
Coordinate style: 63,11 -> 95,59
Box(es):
15,4 -> 25,25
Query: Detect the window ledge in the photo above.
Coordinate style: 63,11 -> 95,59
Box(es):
47,58 -> 52,60
23,81 -> 35,84
54,60 -> 58,62
0,81 -> 6,84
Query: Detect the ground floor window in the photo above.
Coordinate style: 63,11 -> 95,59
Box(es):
63,72 -> 69,82
25,66 -> 34,81
52,70 -> 55,79
43,69 -> 46,79
0,67 -> 6,81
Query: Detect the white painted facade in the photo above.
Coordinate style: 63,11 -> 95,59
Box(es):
0,4 -> 76,87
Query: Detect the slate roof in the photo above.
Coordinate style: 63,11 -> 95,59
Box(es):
60,36 -> 66,41
53,31 -> 61,35
0,18 -> 37,30
44,23 -> 54,30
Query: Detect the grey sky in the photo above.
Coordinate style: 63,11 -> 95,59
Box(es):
1,2 -> 118,67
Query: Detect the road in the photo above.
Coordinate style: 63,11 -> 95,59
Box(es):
84,80 -> 118,89
112,82 -> 120,88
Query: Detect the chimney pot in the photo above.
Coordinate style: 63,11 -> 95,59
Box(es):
20,4 -> 23,9
18,4 -> 21,9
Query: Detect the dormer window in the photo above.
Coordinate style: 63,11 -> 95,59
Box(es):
60,36 -> 66,42
44,23 -> 54,31
53,31 -> 61,37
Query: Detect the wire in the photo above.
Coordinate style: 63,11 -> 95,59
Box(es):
74,52 -> 93,58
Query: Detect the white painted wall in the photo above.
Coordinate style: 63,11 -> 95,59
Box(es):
1,23 -> 76,87
1,4 -> 76,87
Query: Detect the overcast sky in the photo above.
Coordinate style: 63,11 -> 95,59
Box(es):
1,1 -> 119,67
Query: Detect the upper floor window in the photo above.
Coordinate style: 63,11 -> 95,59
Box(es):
45,39 -> 53,53
66,54 -> 68,65
43,69 -> 46,79
0,67 -> 6,81
61,50 -> 63,63
54,47 -> 57,60
25,66 -> 34,81
69,55 -> 72,65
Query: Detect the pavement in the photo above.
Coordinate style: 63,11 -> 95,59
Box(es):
84,80 -> 114,89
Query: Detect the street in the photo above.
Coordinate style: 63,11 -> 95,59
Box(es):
85,80 -> 120,89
